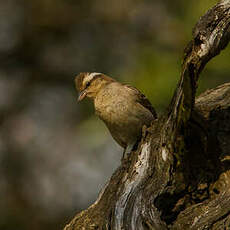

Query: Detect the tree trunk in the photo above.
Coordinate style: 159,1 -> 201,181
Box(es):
64,0 -> 230,229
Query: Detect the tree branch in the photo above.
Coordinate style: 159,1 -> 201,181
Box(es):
64,1 -> 230,229
167,0 -> 230,138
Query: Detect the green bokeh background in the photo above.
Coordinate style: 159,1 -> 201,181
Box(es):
0,0 -> 229,229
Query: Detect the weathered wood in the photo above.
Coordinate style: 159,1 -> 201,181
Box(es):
64,1 -> 230,229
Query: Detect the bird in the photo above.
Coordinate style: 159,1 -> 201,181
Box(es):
75,72 -> 157,158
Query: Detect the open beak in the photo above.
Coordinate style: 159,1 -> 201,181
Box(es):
78,90 -> 87,101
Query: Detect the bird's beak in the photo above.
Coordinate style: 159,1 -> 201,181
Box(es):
78,90 -> 87,101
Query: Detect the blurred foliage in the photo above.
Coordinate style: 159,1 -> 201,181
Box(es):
0,0 -> 229,229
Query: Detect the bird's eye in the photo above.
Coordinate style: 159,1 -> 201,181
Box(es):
86,82 -> 90,88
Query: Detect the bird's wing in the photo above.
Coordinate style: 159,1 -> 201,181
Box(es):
124,85 -> 157,118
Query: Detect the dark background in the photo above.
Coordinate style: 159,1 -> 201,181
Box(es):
0,0 -> 229,229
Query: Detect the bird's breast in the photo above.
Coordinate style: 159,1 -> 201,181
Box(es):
93,83 -> 154,147
95,96 -> 126,123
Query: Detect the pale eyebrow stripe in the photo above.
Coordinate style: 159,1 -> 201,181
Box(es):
83,72 -> 101,84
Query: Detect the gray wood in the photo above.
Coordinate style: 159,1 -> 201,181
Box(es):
64,1 -> 230,229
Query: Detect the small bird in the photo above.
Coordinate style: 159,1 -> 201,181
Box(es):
75,72 -> 157,158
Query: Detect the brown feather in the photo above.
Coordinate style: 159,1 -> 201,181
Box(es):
75,72 -> 87,92
124,85 -> 157,118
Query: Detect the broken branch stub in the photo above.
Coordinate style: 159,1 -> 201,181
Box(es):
64,1 -> 230,229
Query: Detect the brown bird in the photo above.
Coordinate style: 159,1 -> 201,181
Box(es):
75,72 -> 157,157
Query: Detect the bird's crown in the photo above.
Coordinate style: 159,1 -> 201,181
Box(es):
75,72 -> 102,91
75,72 -> 115,92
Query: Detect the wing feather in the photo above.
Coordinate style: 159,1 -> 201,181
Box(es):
124,85 -> 157,118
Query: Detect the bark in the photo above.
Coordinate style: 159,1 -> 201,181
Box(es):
64,0 -> 230,229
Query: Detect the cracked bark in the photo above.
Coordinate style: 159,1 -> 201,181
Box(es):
64,0 -> 230,229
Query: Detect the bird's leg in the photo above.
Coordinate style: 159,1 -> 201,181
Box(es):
122,142 -> 136,159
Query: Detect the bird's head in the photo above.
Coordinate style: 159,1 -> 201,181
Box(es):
75,72 -> 114,101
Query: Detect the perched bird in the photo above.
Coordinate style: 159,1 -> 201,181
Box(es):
75,72 -> 157,157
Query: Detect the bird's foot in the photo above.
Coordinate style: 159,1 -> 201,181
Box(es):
122,142 -> 136,160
